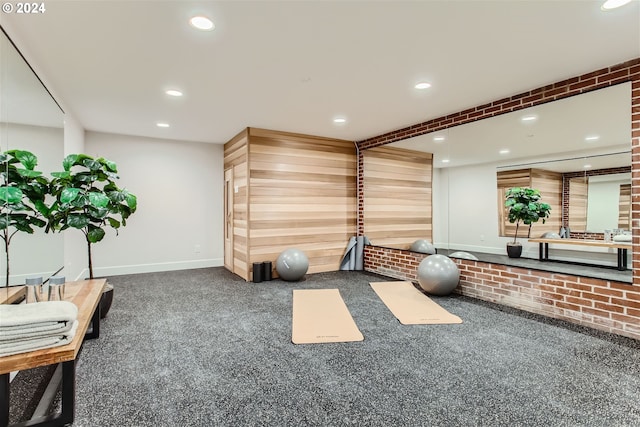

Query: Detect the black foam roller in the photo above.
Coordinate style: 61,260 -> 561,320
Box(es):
253,262 -> 263,283
263,261 -> 272,281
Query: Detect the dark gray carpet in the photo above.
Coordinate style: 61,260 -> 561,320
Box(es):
68,268 -> 639,427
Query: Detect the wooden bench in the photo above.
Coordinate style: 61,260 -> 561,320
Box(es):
528,238 -> 631,271
0,288 -> 27,306
0,279 -> 105,427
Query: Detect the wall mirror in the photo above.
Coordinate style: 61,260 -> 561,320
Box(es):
362,82 -> 631,259
1,27 -> 65,286
567,170 -> 631,234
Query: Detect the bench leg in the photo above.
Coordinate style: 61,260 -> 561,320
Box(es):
618,249 -> 628,271
60,360 -> 75,426
85,303 -> 101,340
3,360 -> 76,427
1,373 -> 8,427
539,243 -> 549,261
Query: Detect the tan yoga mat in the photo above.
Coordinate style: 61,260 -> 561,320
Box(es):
292,289 -> 364,344
370,281 -> 462,325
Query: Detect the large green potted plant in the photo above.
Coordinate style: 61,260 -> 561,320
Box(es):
504,187 -> 551,258
0,150 -> 49,286
47,154 -> 137,315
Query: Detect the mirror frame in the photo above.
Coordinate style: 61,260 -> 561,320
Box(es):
356,58 -> 640,286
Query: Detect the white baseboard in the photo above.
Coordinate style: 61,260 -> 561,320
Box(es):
92,258 -> 224,278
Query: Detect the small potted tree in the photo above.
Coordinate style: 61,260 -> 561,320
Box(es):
0,150 -> 49,286
47,154 -> 137,316
504,187 -> 551,258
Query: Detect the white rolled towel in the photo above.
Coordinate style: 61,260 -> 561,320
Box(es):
0,320 -> 78,357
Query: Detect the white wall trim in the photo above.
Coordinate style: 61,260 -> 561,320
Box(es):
92,258 -> 224,278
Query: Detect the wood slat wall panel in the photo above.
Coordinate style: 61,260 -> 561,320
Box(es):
531,169 -> 562,236
251,219 -> 355,229
363,146 -> 433,250
250,211 -> 351,221
251,241 -> 350,256
247,128 -> 356,280
365,158 -> 431,173
250,152 -> 353,168
569,177 -> 588,232
250,160 -> 355,177
365,159 -> 431,173
249,197 -> 354,209
618,184 -> 631,230
497,169 -> 562,238
250,127 -> 355,152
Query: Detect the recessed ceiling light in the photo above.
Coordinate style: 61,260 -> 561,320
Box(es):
441,159 -> 450,163
190,16 -> 215,31
156,122 -> 170,128
585,135 -> 600,141
414,82 -> 432,90
521,115 -> 537,122
433,136 -> 445,142
165,89 -> 183,97
499,149 -> 510,155
333,117 -> 347,124
601,0 -> 632,10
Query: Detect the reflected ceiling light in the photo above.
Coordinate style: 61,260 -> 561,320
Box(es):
433,136 -> 445,142
499,149 -> 510,154
601,0 -> 632,10
521,115 -> 537,122
165,89 -> 183,97
585,135 -> 600,141
583,164 -> 592,169
333,117 -> 347,124
414,82 -> 432,90
190,16 -> 215,31
156,122 -> 170,128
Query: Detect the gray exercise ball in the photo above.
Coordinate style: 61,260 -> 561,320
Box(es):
417,254 -> 460,296
410,239 -> 436,254
449,251 -> 479,261
541,232 -> 561,239
276,248 -> 309,281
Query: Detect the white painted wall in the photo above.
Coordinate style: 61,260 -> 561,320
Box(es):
63,113 -> 89,280
83,131 -> 224,277
586,173 -> 631,232
437,163 -> 516,255
4,25 -> 226,280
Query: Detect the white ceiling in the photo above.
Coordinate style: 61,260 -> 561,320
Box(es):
391,82 -> 632,170
1,0 -> 639,145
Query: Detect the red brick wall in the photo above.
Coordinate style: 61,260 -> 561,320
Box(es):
359,57 -> 640,340
364,245 -> 640,340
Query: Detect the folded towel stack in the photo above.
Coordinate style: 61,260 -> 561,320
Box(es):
0,301 -> 79,357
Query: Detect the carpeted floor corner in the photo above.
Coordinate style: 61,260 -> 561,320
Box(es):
62,267 -> 640,426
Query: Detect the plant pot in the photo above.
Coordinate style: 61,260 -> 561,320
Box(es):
506,243 -> 523,258
100,282 -> 114,319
